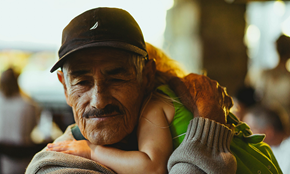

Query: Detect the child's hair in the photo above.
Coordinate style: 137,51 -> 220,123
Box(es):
146,42 -> 187,88
139,43 -> 186,126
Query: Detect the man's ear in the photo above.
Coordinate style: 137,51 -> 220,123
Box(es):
57,70 -> 71,106
142,59 -> 156,92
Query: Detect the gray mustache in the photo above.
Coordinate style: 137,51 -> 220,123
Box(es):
83,104 -> 123,118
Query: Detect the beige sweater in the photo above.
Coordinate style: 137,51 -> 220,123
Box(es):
26,117 -> 236,174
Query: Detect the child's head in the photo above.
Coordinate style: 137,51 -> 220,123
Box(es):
145,42 -> 187,88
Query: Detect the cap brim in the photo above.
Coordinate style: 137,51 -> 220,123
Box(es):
50,41 -> 147,72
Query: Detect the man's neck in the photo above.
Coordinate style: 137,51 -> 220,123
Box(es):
106,128 -> 138,151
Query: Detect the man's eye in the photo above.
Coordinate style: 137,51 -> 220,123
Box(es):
77,81 -> 91,86
110,78 -> 125,83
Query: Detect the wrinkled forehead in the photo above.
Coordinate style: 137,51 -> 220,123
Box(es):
62,47 -> 135,73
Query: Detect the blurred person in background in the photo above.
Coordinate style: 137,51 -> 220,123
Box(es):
231,85 -> 259,121
243,104 -> 290,174
254,34 -> 290,130
0,68 -> 39,174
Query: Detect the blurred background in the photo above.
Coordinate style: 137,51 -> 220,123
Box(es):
1,0 -> 290,173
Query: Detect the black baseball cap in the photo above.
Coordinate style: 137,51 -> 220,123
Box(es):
50,7 -> 148,73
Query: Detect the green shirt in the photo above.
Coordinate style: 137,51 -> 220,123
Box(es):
156,85 -> 194,149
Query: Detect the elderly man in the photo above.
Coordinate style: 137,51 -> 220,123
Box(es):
26,7 -> 281,174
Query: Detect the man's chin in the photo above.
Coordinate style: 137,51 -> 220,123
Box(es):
86,132 -> 127,146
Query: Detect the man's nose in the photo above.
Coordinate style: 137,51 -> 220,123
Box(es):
90,84 -> 111,109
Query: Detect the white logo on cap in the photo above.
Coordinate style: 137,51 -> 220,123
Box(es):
90,21 -> 99,30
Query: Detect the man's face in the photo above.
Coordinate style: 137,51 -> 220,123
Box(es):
59,48 -> 147,145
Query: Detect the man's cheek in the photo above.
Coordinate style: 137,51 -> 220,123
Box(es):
69,87 -> 89,107
70,95 -> 87,125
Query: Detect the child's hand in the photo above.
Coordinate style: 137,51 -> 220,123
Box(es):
46,140 -> 91,159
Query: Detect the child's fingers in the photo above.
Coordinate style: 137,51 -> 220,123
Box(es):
47,143 -> 54,148
47,145 -> 70,152
46,148 -> 75,155
47,143 -> 64,148
47,141 -> 74,148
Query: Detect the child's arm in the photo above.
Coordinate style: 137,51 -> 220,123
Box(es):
47,99 -> 174,174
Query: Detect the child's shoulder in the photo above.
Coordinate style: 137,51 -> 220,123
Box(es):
143,95 -> 175,124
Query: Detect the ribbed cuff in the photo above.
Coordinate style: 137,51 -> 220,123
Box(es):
183,117 -> 233,153
168,117 -> 236,174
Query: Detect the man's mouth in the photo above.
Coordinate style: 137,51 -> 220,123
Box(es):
85,112 -> 122,119
82,104 -> 124,119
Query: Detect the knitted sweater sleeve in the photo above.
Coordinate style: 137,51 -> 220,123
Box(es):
25,124 -> 116,174
25,151 -> 116,174
168,117 -> 237,174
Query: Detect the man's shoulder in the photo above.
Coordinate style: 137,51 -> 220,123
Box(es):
26,149 -> 115,174
39,124 -> 76,153
53,124 -> 76,143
